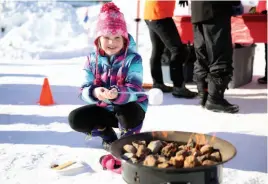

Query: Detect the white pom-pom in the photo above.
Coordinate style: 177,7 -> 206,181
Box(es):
147,88 -> 163,105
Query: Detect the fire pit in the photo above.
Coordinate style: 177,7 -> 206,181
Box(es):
110,131 -> 237,184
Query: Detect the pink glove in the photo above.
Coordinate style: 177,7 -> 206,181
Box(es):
99,154 -> 122,174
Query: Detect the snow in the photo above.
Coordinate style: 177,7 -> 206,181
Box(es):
0,0 -> 267,184
0,0 -> 92,59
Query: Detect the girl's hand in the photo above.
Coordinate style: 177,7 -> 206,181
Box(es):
105,88 -> 118,100
93,87 -> 109,101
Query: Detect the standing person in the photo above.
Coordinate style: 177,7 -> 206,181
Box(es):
258,43 -> 268,84
143,0 -> 197,98
189,1 -> 241,113
256,0 -> 267,84
68,2 -> 148,151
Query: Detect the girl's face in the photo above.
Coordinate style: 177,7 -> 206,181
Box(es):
99,35 -> 124,56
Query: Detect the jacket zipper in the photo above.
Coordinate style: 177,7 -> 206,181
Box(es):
107,57 -> 111,87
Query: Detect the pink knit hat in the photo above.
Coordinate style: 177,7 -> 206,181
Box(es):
92,3 -> 128,86
94,2 -> 128,47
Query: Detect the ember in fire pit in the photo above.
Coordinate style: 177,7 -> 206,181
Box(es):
110,131 -> 237,184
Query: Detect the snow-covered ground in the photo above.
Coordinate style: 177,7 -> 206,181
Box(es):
0,0 -> 267,184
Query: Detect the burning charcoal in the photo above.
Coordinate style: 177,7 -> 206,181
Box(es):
202,160 -> 217,166
197,144 -> 206,150
161,141 -> 169,146
197,154 -> 209,163
178,145 -> 187,150
132,140 -> 146,149
157,155 -> 168,163
123,144 -> 137,154
148,140 -> 163,154
169,155 -> 184,168
136,145 -> 151,158
184,155 -> 201,168
210,151 -> 222,162
122,153 -> 136,160
185,149 -> 193,156
200,145 -> 213,155
176,149 -> 188,157
157,162 -> 170,168
186,138 -> 195,148
191,148 -> 202,157
175,154 -> 185,160
161,143 -> 178,157
130,157 -> 138,163
143,155 -> 157,167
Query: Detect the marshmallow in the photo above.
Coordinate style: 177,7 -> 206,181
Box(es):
147,88 -> 163,105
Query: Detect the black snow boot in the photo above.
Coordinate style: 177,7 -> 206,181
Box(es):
172,86 -> 198,98
170,45 -> 197,99
153,83 -> 173,93
89,127 -> 118,152
205,75 -> 239,113
196,80 -> 208,107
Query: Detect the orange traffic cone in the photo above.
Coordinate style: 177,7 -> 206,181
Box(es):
38,78 -> 55,106
142,83 -> 153,89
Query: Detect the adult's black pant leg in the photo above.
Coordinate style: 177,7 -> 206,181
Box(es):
202,17 -> 233,76
145,20 -> 165,84
193,23 -> 209,81
148,18 -> 185,87
201,17 -> 239,113
114,102 -> 145,130
68,105 -> 118,134
193,23 -> 210,105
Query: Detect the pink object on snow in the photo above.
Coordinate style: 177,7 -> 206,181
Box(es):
100,154 -> 122,174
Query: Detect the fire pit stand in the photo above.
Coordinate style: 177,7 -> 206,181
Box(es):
111,131 -> 236,184
122,160 -> 222,184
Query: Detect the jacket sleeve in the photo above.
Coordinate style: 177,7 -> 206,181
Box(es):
110,54 -> 144,105
79,56 -> 100,104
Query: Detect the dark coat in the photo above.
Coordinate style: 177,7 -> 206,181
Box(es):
191,1 -> 241,23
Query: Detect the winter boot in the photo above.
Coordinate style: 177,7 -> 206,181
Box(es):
88,127 -> 118,151
257,76 -> 267,84
205,75 -> 239,113
196,80 -> 208,107
170,46 -> 196,99
172,84 -> 198,99
153,83 -> 173,93
118,123 -> 143,138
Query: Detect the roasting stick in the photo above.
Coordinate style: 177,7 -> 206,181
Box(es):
111,88 -> 161,95
51,161 -> 77,170
100,88 -> 164,105
117,91 -> 147,95
111,88 -> 164,105
108,90 -> 146,95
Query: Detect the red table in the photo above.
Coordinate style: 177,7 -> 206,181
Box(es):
173,14 -> 267,44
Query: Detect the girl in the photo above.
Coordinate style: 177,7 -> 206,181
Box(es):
68,2 -> 148,151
